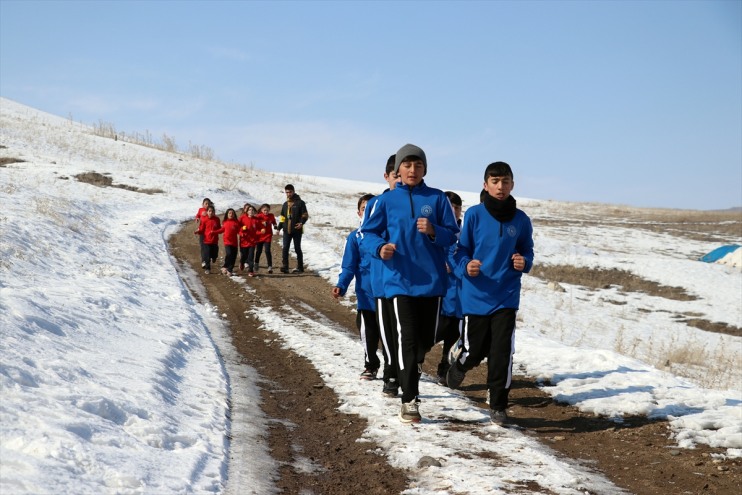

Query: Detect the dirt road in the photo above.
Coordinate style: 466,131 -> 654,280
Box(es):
169,222 -> 739,494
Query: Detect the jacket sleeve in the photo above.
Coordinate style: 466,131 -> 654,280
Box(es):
277,204 -> 287,230
300,201 -> 309,223
358,197 -> 387,259
428,194 -> 460,249
516,215 -> 535,273
335,232 -> 359,295
452,211 -> 474,279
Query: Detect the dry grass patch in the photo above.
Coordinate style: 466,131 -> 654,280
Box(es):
530,264 -> 696,301
533,205 -> 741,242
74,171 -> 164,195
0,156 -> 25,167
684,318 -> 741,337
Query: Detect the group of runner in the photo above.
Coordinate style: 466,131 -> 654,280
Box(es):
333,143 -> 534,425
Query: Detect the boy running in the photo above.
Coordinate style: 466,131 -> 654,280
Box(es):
360,144 -> 460,423
447,161 -> 534,425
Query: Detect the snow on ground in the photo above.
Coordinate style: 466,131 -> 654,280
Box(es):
1,97 -> 740,493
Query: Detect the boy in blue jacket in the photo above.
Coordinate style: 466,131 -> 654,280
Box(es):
364,154 -> 403,397
360,144 -> 460,423
447,161 -> 534,425
435,191 -> 464,385
332,194 -> 380,379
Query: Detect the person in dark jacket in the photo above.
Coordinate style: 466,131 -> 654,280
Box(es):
360,144 -> 460,423
447,161 -> 534,426
277,184 -> 309,273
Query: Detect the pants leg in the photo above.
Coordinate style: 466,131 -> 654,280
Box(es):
247,246 -> 256,272
377,298 -> 398,383
282,232 -> 292,268
392,296 -> 441,403
435,315 -> 462,375
200,242 -> 210,269
293,232 -> 303,270
264,241 -> 273,267
457,315 -> 492,370
357,309 -> 381,371
254,243 -> 263,267
224,245 -> 238,272
208,244 -> 219,264
486,309 -> 516,411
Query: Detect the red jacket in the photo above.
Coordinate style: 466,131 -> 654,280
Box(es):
196,207 -> 207,223
221,218 -> 241,247
238,214 -> 260,248
255,212 -> 277,243
196,215 -> 222,244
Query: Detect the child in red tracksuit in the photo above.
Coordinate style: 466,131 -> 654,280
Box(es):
195,198 -> 212,267
194,204 -> 221,274
238,204 -> 260,277
220,208 -> 241,276
254,203 -> 277,273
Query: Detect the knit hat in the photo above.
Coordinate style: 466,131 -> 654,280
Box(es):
394,144 -> 427,175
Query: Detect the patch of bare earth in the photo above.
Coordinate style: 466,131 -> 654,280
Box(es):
169,221 -> 739,494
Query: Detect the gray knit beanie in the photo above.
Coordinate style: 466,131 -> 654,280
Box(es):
394,144 -> 427,176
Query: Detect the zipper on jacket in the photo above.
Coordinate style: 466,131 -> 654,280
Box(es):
408,187 -> 415,218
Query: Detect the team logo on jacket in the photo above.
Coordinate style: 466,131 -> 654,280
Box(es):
507,225 -> 517,237
421,205 -> 433,217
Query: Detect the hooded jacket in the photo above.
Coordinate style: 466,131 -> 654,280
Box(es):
359,180 -> 459,298
452,201 -> 534,315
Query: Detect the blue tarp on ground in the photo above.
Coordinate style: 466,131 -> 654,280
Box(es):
699,245 -> 741,263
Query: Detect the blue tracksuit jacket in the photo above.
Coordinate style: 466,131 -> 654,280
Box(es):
359,180 -> 460,298
335,228 -> 374,311
452,202 -> 534,315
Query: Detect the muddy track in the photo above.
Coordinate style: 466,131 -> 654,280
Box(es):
169,222 -> 739,494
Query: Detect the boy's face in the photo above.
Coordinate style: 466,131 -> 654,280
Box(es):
357,200 -> 368,218
451,203 -> 462,220
398,159 -> 425,187
261,206 -> 269,214
383,170 -> 400,190
484,175 -> 514,200
207,208 -> 215,217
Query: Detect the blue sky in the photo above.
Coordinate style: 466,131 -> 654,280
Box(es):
1,0 -> 740,210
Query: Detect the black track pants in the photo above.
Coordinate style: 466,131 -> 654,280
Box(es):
377,298 -> 398,383
458,309 -> 516,411
357,309 -> 381,371
391,296 -> 441,403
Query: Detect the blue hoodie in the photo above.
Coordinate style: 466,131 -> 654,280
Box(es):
452,202 -> 534,315
335,228 -> 374,311
359,180 -> 460,299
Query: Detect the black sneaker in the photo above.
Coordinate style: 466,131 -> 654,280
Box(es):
436,362 -> 450,386
359,368 -> 378,380
382,379 -> 399,397
446,361 -> 466,389
490,409 -> 509,425
280,267 -> 289,274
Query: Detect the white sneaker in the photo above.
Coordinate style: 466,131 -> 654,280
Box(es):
399,400 -> 422,423
267,266 -> 273,274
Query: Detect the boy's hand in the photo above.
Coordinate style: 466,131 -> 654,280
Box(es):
467,259 -> 482,277
295,223 -> 303,230
416,218 -> 434,235
331,287 -> 342,299
512,253 -> 525,271
380,243 -> 396,260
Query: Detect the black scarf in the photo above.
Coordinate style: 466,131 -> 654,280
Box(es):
483,194 -> 517,223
